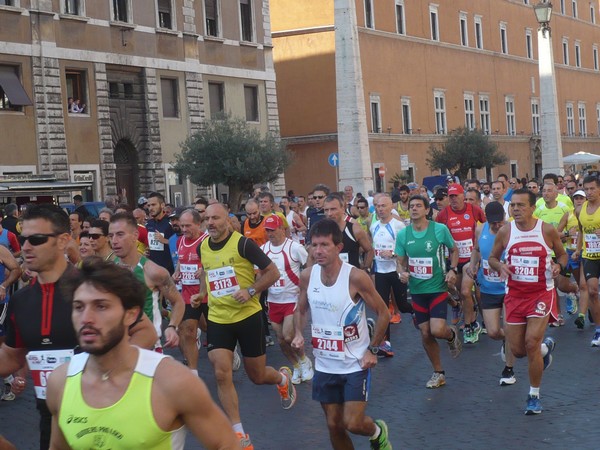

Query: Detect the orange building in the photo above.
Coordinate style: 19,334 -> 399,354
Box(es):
272,0 -> 600,195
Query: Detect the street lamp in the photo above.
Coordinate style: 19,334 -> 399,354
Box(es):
533,0 -> 563,176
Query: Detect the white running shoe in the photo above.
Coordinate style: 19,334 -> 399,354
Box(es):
232,347 -> 241,372
292,366 -> 302,385
195,328 -> 202,351
300,357 -> 314,382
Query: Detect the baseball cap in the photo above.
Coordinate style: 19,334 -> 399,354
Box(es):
573,190 -> 586,198
448,184 -> 464,196
434,188 -> 448,200
169,206 -> 187,218
264,214 -> 283,230
485,201 -> 505,223
138,196 -> 148,206
446,175 -> 454,183
407,182 -> 419,190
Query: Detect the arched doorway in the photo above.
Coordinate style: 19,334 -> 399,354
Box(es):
114,139 -> 138,207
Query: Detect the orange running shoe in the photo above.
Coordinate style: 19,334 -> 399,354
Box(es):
277,366 -> 297,409
236,432 -> 254,449
390,313 -> 401,324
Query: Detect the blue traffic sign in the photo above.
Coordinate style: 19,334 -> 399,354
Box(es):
328,153 -> 339,167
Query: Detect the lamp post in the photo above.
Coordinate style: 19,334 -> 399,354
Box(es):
534,1 -> 564,176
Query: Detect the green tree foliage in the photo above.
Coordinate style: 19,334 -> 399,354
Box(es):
427,127 -> 508,182
174,115 -> 292,211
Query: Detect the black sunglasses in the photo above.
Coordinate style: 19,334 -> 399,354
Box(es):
20,233 -> 60,246
313,195 -> 325,199
88,233 -> 105,240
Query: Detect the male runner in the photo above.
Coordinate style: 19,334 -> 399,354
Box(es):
488,189 -> 563,414
306,184 -> 330,242
397,195 -> 462,388
491,180 -> 510,218
109,213 -> 184,348
146,192 -> 175,274
370,194 -> 413,356
173,209 -> 212,376
393,184 -> 411,226
467,201 -> 516,385
242,199 -> 268,246
573,176 -> 600,345
292,219 -> 392,450
194,203 -> 296,449
260,215 -> 313,384
356,197 -> 372,234
436,183 -> 486,343
45,257 -> 240,450
0,204 -> 157,450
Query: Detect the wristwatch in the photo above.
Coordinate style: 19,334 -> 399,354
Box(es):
247,287 -> 257,296
368,345 -> 379,355
449,267 -> 458,274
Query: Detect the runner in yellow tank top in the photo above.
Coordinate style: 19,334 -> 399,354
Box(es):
45,258 -> 239,450
574,176 -> 600,346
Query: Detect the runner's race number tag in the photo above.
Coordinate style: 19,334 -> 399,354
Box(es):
26,349 -> 74,400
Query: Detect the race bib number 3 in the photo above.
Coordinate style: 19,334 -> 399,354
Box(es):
26,349 -> 74,400
408,257 -> 433,280
207,266 -> 240,297
510,255 -> 539,282
311,324 -> 345,360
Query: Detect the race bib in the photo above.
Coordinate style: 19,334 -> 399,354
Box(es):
585,233 -> 600,255
26,349 -> 74,400
339,253 -> 349,263
510,255 -> 539,282
408,257 -> 433,280
482,259 -> 501,283
311,324 -> 344,360
180,264 -> 199,285
207,266 -> 240,297
270,277 -> 286,294
374,243 -> 394,260
456,239 -> 473,259
148,232 -> 165,251
569,231 -> 578,251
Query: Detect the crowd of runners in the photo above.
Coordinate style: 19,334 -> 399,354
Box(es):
0,171 -> 599,449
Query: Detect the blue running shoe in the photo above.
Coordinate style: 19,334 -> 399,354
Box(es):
542,337 -> 555,370
525,395 -> 542,415
377,340 -> 394,357
566,293 -> 578,315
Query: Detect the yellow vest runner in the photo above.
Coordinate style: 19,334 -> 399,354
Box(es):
580,200 -> 600,260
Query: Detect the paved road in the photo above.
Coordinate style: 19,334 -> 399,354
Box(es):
2,303 -> 600,449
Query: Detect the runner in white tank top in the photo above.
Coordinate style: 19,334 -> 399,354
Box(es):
292,218 -> 393,449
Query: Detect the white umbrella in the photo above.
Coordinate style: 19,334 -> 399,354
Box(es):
563,151 -> 600,164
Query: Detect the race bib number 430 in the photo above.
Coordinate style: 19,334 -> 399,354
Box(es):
26,349 -> 74,400
311,324 -> 344,360
207,266 -> 240,297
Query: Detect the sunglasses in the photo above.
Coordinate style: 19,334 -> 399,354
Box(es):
527,185 -> 538,189
196,209 -> 206,213
313,195 -> 325,199
20,233 -> 60,246
88,233 -> 105,240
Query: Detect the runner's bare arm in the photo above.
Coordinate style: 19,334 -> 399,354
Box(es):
353,268 -> 389,347
0,246 -> 21,301
354,223 -> 374,270
544,222 -> 568,276
488,224 -> 511,278
128,313 -> 159,350
467,224 -> 483,279
192,275 -> 207,307
0,344 -> 27,377
46,364 -> 70,450
154,269 -> 184,347
250,262 -> 280,293
291,270 -> 311,349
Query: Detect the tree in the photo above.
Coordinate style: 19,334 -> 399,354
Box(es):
174,115 -> 292,211
427,127 -> 508,182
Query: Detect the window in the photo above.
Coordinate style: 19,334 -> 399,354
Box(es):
0,0 -> 18,5
112,0 -> 131,23
575,42 -> 581,67
395,0 -> 405,35
0,65 -> 32,111
430,5 -> 439,41
566,102 -> 575,136
479,95 -> 490,134
157,0 -> 174,30
63,0 -> 84,15
594,45 -> 599,71
123,83 -> 133,99
208,82 -> 224,118
434,90 -> 446,134
365,0 -> 374,29
560,0 -> 565,14
370,95 -> 381,133
592,4 -> 596,23
464,94 -> 475,130
160,78 -> 178,118
205,0 -> 219,37
401,97 -> 411,134
562,38 -> 569,65
505,96 -> 516,135
474,15 -> 483,49
596,104 -> 600,135
579,102 -> 587,136
572,0 -> 578,18
109,82 -> 119,98
459,12 -> 468,47
531,99 -> 540,135
244,85 -> 258,122
511,162 -> 518,178
500,22 -> 508,54
526,29 -> 533,59
65,69 -> 88,113
240,0 -> 253,42
523,0 -> 529,4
